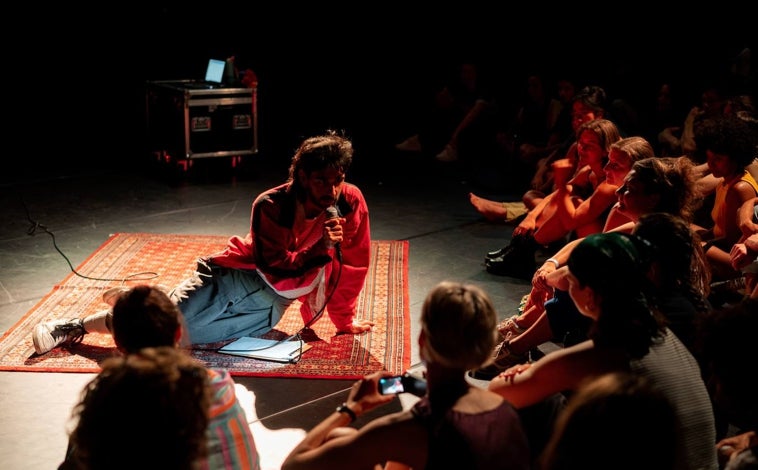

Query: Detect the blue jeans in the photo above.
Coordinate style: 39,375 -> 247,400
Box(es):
177,264 -> 294,344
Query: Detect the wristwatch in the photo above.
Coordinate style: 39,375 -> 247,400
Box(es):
336,402 -> 356,422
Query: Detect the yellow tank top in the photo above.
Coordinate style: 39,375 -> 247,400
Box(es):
711,170 -> 758,239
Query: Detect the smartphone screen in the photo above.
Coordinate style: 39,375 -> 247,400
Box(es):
378,375 -> 405,394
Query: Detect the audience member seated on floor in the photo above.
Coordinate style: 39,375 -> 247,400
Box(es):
486,232 -> 718,470
730,197 -> 758,298
469,85 -> 607,223
524,85 -> 611,201
643,80 -> 690,157
516,75 -> 580,172
395,60 -> 500,164
61,346 -> 211,470
689,115 -> 758,296
58,285 -> 260,470
496,71 -> 563,180
538,372 -> 682,470
32,130 -> 374,357
484,131 -> 647,287
281,281 -> 530,470
695,297 -> 758,470
659,84 -> 728,161
470,157 -> 701,380
484,119 -> 622,279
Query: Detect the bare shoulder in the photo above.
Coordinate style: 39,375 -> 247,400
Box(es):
454,387 -> 509,414
593,181 -> 621,196
608,221 -> 636,234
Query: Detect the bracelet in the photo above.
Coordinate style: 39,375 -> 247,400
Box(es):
336,402 -> 356,422
545,258 -> 560,268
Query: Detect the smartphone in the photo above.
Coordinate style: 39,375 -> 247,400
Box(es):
378,373 -> 427,397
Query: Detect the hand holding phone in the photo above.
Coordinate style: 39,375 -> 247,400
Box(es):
378,372 -> 427,397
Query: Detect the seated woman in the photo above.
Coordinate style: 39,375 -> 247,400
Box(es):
470,146 -> 670,380
470,85 -> 608,222
689,115 -> 758,289
280,281 -> 530,470
487,232 -> 719,470
485,119 -> 622,279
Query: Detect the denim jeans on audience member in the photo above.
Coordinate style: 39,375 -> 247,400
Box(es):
178,265 -> 294,344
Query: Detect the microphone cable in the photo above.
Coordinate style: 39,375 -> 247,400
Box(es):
23,200 -> 159,284
217,246 -> 343,363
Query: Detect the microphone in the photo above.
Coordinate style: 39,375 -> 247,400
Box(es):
326,205 -> 342,262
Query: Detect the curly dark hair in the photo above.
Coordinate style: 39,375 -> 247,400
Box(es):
287,130 -> 353,199
68,347 -> 210,469
693,114 -> 758,168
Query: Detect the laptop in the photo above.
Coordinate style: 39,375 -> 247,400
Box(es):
184,59 -> 226,89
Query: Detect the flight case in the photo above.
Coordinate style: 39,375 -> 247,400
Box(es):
145,80 -> 258,167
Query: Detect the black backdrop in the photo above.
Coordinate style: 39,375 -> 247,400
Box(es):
9,4 -> 754,176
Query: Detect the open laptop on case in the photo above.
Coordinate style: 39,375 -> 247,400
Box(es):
183,59 -> 226,89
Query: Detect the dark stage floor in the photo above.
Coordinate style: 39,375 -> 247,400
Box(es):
0,147 -> 538,469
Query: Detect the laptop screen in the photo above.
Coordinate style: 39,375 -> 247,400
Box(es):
205,59 -> 226,84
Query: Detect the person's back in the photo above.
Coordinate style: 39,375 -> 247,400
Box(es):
696,298 -> 758,470
61,285 -> 261,470
632,212 -> 712,351
410,285 -> 530,469
539,372 -> 683,470
630,328 -> 718,469
412,392 -> 530,469
64,346 -> 211,470
112,285 -> 260,470
204,368 -> 260,469
281,281 -> 530,470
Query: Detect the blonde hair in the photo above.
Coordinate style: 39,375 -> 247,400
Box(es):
420,281 -> 498,370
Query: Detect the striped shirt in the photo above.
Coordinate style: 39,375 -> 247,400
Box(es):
630,329 -> 718,470
199,369 -> 260,470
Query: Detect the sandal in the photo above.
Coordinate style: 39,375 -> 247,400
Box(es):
468,340 -> 529,380
517,294 -> 530,314
496,315 -> 526,342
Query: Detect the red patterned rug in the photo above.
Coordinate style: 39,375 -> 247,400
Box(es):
0,233 -> 410,379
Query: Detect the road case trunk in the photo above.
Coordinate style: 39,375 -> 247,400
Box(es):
145,81 -> 258,162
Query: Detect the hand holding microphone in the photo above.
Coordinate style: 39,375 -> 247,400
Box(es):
325,206 -> 343,262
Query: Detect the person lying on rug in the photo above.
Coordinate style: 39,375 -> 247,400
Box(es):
33,130 -> 373,355
59,285 -> 260,470
280,281 -> 531,470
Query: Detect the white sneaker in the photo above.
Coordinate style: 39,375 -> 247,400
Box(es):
102,286 -> 130,306
32,318 -> 86,355
435,144 -> 458,162
395,134 -> 422,152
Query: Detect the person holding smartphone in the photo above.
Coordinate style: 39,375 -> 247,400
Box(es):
281,281 -> 530,470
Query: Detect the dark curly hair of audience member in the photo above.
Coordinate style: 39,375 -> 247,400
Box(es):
67,347 -> 210,470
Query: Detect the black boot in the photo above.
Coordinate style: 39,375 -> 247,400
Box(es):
485,235 -> 537,279
485,233 -> 527,260
486,245 -> 511,260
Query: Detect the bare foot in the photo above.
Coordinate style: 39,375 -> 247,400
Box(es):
469,193 -> 508,221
